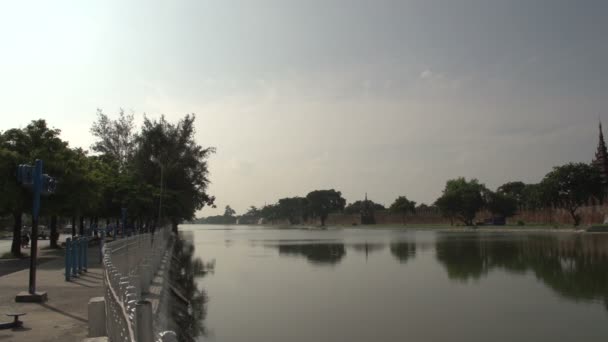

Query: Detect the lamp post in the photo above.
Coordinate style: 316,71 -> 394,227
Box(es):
15,159 -> 56,302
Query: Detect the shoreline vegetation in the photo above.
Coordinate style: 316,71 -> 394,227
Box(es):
183,222 -> 607,233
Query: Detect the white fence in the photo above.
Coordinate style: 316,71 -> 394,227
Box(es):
102,228 -> 171,342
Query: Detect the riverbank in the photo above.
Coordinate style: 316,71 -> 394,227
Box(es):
186,223 -> 587,233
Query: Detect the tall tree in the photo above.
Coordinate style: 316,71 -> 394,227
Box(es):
0,147 -> 27,256
344,200 -> 385,214
90,109 -> 136,171
223,205 -> 236,217
435,177 -> 486,226
305,189 -> 346,226
497,181 -> 526,206
260,204 -> 280,223
0,120 -> 67,256
540,163 -> 603,226
133,114 -> 215,232
485,191 -> 518,219
389,196 -> 417,224
276,197 -> 309,224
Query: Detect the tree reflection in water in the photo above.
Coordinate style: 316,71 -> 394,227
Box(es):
166,235 -> 212,342
277,243 -> 346,265
390,241 -> 417,264
351,243 -> 386,260
435,233 -> 608,309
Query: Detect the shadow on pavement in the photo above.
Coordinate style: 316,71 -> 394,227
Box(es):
38,303 -> 87,324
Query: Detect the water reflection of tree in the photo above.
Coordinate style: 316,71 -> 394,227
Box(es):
167,236 -> 211,342
435,233 -> 608,309
351,243 -> 386,259
390,242 -> 417,264
278,243 -> 346,265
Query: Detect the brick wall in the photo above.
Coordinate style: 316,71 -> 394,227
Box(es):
302,204 -> 608,226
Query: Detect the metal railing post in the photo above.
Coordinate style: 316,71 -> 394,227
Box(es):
65,237 -> 71,281
72,237 -> 79,277
136,300 -> 153,342
83,237 -> 88,272
99,232 -> 105,263
77,238 -> 83,274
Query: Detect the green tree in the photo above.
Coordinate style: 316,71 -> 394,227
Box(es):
485,191 -> 518,219
497,181 -> 526,206
244,206 -> 260,217
224,205 -> 236,217
344,200 -> 385,214
276,197 -> 309,224
90,109 -> 136,171
389,196 -> 416,224
520,183 -> 549,210
260,204 -> 280,223
540,163 -> 603,226
305,189 -> 346,226
435,177 -> 486,226
0,147 -> 27,256
133,114 -> 215,232
0,120 -> 70,255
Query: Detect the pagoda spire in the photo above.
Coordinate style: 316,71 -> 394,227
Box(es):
599,121 -> 606,149
593,120 -> 608,187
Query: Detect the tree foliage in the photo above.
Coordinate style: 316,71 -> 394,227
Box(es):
223,205 -> 236,217
132,114 -> 215,231
305,189 -> 346,226
0,112 -> 215,256
435,178 -> 486,226
485,191 -> 518,219
389,196 -> 416,224
276,197 -> 309,224
344,200 -> 385,214
540,163 -> 603,226
90,109 -> 136,170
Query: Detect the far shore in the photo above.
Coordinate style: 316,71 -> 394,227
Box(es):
183,223 -> 608,233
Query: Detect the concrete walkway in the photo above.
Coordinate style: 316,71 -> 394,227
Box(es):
0,245 -> 103,342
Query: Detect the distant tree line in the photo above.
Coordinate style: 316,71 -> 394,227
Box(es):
434,163 -> 602,227
194,162 -> 602,228
0,111 -> 215,257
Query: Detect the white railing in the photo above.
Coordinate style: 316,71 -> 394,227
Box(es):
102,228 -> 171,342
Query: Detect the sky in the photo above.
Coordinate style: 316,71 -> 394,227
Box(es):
1,0 -> 607,216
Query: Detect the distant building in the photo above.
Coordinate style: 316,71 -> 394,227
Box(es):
592,122 -> 608,195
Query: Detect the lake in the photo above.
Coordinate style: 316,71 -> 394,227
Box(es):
182,225 -> 608,342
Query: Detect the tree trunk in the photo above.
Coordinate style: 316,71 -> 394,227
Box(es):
79,216 -> 84,236
320,215 -> 326,227
171,218 -> 178,234
50,215 -> 59,248
71,216 -> 76,237
569,208 -> 580,226
11,211 -> 22,257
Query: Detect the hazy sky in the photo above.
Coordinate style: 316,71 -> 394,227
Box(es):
1,0 -> 607,216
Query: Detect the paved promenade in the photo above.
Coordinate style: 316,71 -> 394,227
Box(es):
0,246 -> 103,342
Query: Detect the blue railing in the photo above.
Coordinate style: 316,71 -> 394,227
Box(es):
64,236 -> 89,281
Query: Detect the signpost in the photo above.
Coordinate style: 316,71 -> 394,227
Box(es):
15,159 -> 56,303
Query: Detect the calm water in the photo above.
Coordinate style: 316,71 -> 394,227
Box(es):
183,225 -> 608,342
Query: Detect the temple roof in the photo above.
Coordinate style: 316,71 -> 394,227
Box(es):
593,121 -> 608,182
